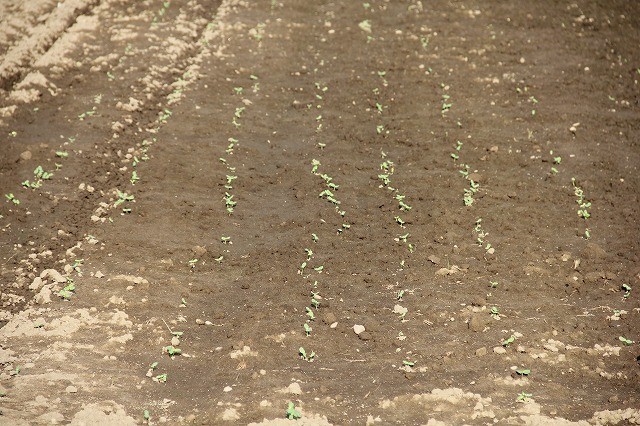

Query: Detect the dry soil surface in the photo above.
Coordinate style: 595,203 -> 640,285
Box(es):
0,0 -> 639,425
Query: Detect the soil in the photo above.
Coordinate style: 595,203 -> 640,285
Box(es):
0,0 -> 639,424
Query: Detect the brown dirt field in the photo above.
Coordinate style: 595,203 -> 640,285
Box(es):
0,0 -> 639,424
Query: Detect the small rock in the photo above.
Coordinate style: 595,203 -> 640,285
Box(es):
29,277 -> 44,291
358,331 -> 372,341
330,322 -> 338,329
286,382 -> 302,395
427,255 -> 441,265
65,386 -> 78,393
95,271 -> 104,279
195,319 -> 205,325
34,286 -> 52,304
40,269 -> 66,283
581,242 -> 608,260
516,345 -> 527,353
475,347 -> 488,357
467,173 -> 483,183
171,336 -> 180,346
353,324 -> 365,335
223,386 -> 233,392
608,395 -> 619,403
205,321 -> 213,326
493,346 -> 507,355
323,312 -> 337,325
468,315 -> 485,332
19,150 -> 32,161
191,245 -> 207,257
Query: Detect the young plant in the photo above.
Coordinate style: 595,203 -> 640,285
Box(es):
299,347 -> 316,362
286,402 -> 301,420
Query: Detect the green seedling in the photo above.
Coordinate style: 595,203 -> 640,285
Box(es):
311,233 -> 319,242
358,20 -> 372,33
299,261 -> 307,274
619,336 -> 634,346
163,346 -> 182,356
311,297 -> 320,309
286,402 -> 302,420
55,151 -> 69,158
224,192 -> 236,213
144,410 -> 150,421
114,190 -> 134,208
502,335 -> 516,347
489,281 -> 498,288
154,373 -> 167,383
306,307 -> 315,320
305,248 -> 313,259
402,360 -> 415,367
317,142 -> 326,149
516,369 -> 531,376
376,124 -> 384,134
303,323 -> 312,336
314,265 -> 324,272
58,282 -> 76,300
517,392 -> 533,403
221,236 -> 231,243
622,283 -> 632,299
398,233 -> 409,243
159,109 -> 172,123
214,256 -> 224,263
299,347 -> 316,362
420,35 -> 430,50
149,362 -> 159,371
311,159 -> 321,174
376,102 -> 383,113
188,259 -> 198,268
490,306 -> 500,319
131,171 -> 139,184
234,87 -> 243,95
72,259 -> 83,273
395,216 -> 405,226
399,201 -> 412,211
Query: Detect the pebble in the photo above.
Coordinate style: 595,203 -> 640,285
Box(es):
493,346 -> 507,354
19,150 -> 32,161
223,386 -> 233,392
475,347 -> 487,357
65,386 -> 78,393
195,319 -> 205,325
191,245 -> 207,257
171,336 -> 180,346
95,271 -> 104,279
353,324 -> 365,335
358,331 -> 372,341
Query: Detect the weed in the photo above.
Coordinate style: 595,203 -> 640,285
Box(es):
516,369 -> 531,376
303,323 -> 312,336
502,335 -> 516,347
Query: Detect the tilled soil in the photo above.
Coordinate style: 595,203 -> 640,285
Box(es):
0,0 -> 639,424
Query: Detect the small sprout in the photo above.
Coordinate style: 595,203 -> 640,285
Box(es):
314,265 -> 324,272
303,323 -> 312,336
516,369 -> 531,376
215,256 -> 224,263
154,373 -> 168,383
517,392 -> 533,403
144,410 -> 150,421
489,281 -> 498,288
306,307 -> 315,320
502,335 -> 516,347
619,336 -> 634,346
311,298 -> 320,309
150,362 -> 159,370
286,402 -> 302,420
311,233 -> 319,242
56,151 -> 69,158
402,360 -> 415,367
490,306 -> 500,319
299,347 -> 316,362
188,259 -> 198,269
376,124 -> 384,134
163,346 -> 182,356
221,236 -> 231,243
